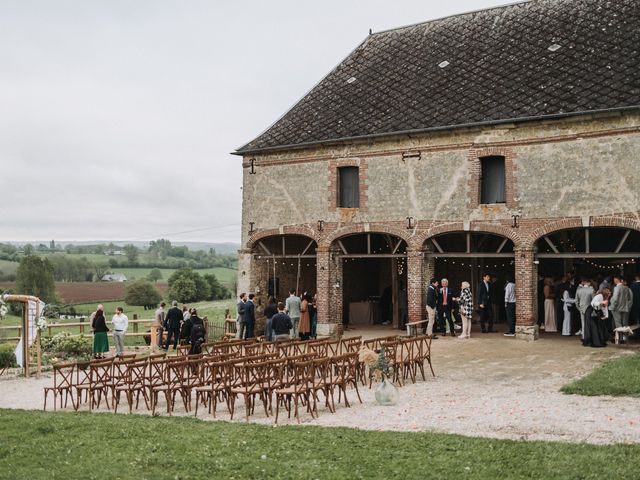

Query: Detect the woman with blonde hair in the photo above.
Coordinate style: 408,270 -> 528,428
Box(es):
455,281 -> 473,339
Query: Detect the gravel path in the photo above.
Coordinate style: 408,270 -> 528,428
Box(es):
2,330 -> 639,445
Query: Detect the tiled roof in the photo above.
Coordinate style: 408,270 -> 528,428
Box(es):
237,0 -> 640,154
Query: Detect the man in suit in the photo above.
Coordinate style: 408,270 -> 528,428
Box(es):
630,275 -> 640,325
244,293 -> 256,339
437,278 -> 457,336
424,278 -> 439,338
610,274 -> 632,328
478,273 -> 494,333
574,277 -> 594,339
164,300 -> 183,350
236,293 -> 246,339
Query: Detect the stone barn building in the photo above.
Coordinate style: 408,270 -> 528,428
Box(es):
234,0 -> 640,339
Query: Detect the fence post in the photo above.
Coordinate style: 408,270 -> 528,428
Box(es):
79,317 -> 84,334
133,314 -> 139,333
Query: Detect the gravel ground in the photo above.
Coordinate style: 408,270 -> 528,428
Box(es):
2,327 -> 639,445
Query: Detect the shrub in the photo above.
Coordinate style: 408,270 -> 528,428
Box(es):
0,343 -> 17,369
42,332 -> 92,360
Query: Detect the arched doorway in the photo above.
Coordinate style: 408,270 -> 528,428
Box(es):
424,231 -> 516,330
535,227 -> 640,335
250,234 -> 317,300
332,233 -> 408,330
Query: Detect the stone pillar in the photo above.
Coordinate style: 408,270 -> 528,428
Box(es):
237,250 -> 253,297
515,247 -> 538,341
406,249 -> 424,323
422,251 -> 435,316
316,246 -> 340,336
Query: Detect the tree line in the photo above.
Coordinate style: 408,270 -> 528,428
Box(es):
4,256 -> 232,310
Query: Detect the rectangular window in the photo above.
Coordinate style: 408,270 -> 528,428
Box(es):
480,156 -> 506,204
338,166 -> 359,208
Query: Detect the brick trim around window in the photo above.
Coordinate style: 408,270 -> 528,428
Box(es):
328,158 -> 368,212
467,146 -> 517,209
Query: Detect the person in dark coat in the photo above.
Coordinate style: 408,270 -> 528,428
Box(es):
244,293 -> 256,339
263,296 -> 278,341
437,278 -> 456,336
164,300 -> 183,350
477,273 -> 494,333
630,275 -> 640,325
186,309 -> 205,354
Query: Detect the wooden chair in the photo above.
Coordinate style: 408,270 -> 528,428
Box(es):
113,359 -> 149,413
194,358 -> 229,418
274,360 -> 316,424
340,336 -> 362,354
229,362 -> 269,421
417,335 -> 435,378
43,361 -> 76,411
74,359 -> 113,411
331,353 -> 362,408
381,340 -> 402,386
311,357 -> 335,414
151,360 -> 188,415
176,344 -> 191,357
307,340 -> 329,357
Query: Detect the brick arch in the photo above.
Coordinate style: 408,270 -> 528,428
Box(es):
322,224 -> 411,248
530,214 -> 640,246
246,226 -> 319,250
410,221 -> 524,250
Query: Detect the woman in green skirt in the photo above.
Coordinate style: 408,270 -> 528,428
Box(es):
91,307 -> 109,359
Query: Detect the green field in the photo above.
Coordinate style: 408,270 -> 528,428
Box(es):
1,410 -> 639,479
0,259 -> 18,275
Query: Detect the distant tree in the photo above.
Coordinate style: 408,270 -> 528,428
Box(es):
167,268 -> 210,303
124,280 -> 162,310
15,255 -> 56,303
123,244 -> 139,265
204,273 -> 230,300
23,244 -> 35,256
147,268 -> 163,283
93,262 -> 110,281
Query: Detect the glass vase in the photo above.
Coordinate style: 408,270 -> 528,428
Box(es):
374,377 -> 398,406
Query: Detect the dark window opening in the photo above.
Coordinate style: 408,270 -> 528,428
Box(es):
480,156 -> 506,204
338,166 -> 359,208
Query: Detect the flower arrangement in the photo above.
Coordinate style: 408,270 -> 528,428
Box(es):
36,316 -> 48,332
0,299 -> 7,320
359,346 -> 394,381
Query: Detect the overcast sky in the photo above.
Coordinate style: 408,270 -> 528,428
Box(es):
0,0 -> 509,244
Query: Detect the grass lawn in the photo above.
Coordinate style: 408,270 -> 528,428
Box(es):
561,352 -> 640,397
0,410 -> 639,480
0,259 -> 18,275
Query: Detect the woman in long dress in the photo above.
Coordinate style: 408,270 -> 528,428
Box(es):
583,288 -> 611,348
299,294 -> 311,341
92,307 -> 109,359
543,278 -> 557,332
561,288 -> 576,336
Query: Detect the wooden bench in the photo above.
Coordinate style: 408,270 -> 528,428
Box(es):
405,320 -> 429,337
614,324 -> 640,345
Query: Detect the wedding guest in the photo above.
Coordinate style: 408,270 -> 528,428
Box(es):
574,278 -> 594,338
610,275 -> 633,329
164,300 -> 183,350
438,279 -> 456,336
455,281 -> 473,339
186,308 -> 205,355
271,302 -> 293,341
285,289 -> 301,338
543,278 -> 557,332
478,273 -> 494,333
504,278 -> 516,337
111,306 -> 128,357
91,307 -> 109,359
154,302 -> 166,347
630,275 -> 640,325
236,293 -> 246,339
244,293 -> 256,339
583,288 -> 611,348
561,288 -> 576,336
299,294 -> 311,340
263,296 -> 278,341
309,293 -> 318,339
425,278 -> 439,338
